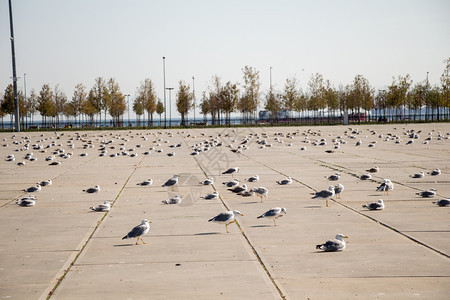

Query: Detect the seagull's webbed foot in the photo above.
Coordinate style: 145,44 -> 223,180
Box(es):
141,238 -> 147,244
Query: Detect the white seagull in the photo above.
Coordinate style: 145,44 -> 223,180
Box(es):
209,210 -> 244,233
90,201 -> 111,212
122,219 -> 152,245
362,199 -> 385,210
311,186 -> 335,207
276,177 -> 293,185
251,187 -> 269,202
376,179 -> 394,195
257,207 -> 287,226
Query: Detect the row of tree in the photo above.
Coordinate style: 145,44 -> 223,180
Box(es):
1,58 -> 449,128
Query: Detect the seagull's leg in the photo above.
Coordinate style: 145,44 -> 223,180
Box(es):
141,237 -> 147,244
225,223 -> 230,233
135,238 -> 140,245
326,199 -> 329,207
273,219 -> 277,226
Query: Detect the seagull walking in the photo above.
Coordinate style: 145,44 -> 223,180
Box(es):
162,174 -> 178,190
316,234 -> 349,252
209,210 -> 244,233
122,219 -> 152,245
257,207 -> 287,226
334,183 -> 344,199
311,186 -> 335,207
251,187 -> 269,202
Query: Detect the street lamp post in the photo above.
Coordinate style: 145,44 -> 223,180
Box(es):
192,76 -> 195,126
163,57 -> 167,129
8,0 -> 19,132
125,94 -> 130,127
166,87 -> 174,127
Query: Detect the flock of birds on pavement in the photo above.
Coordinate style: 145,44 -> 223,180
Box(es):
3,125 -> 449,250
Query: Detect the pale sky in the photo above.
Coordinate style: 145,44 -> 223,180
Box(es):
1,0 -> 449,119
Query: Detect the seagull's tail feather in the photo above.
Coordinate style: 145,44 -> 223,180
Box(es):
257,215 -> 264,219
122,235 -> 128,240
208,217 -> 214,222
89,207 -> 95,211
316,244 -> 323,250
362,204 -> 368,208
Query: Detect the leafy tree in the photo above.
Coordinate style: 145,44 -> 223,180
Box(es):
350,74 -> 374,123
37,84 -> 54,126
199,91 -> 210,123
156,100 -> 164,126
241,66 -> 261,123
2,84 -> 14,118
282,77 -> 299,119
176,81 -> 191,126
133,96 -> 144,126
440,57 -> 449,120
106,78 -> 126,127
264,91 -> 282,122
27,89 -> 38,125
136,78 -> 157,126
220,81 -> 239,125
54,84 -> 67,126
307,73 -> 325,120
323,80 -> 339,119
71,83 -> 87,125
83,89 -> 98,126
92,77 -> 106,125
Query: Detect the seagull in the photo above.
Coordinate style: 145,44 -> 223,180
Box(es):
238,190 -> 255,197
83,185 -> 100,193
228,184 -> 247,193
222,167 -> 239,177
366,166 -> 379,173
201,191 -> 219,200
409,171 -> 425,179
363,199 -> 385,210
334,183 -> 344,199
223,178 -> 239,187
199,178 -> 214,185
251,187 -> 269,202
311,186 -> 335,207
376,179 -> 394,195
162,174 -> 178,190
122,219 -> 152,245
432,199 -> 450,207
276,177 -> 293,185
90,201 -> 111,212
360,173 -> 372,180
325,173 -> 340,181
137,179 -> 153,186
246,175 -> 259,182
162,195 -> 182,204
49,161 -> 61,166
316,234 -> 349,252
257,207 -> 287,226
38,179 -> 52,186
16,195 -> 36,207
208,210 -> 244,233
427,168 -> 441,176
24,184 -> 41,193
416,188 -> 437,198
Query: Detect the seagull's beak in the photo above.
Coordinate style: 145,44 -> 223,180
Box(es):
343,236 -> 349,239
240,214 -> 244,216
149,221 -> 153,223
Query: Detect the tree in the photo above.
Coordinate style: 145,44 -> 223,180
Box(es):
176,81 -> 191,126
83,89 -> 98,126
264,91 -> 282,122
54,84 -> 67,127
91,77 -> 106,125
307,73 -> 325,121
440,57 -> 449,120
37,84 -> 54,126
241,66 -> 261,123
71,83 -> 87,125
282,77 -> 299,119
220,81 -> 239,125
156,100 -> 164,126
136,78 -> 157,126
2,85 -> 14,122
27,89 -> 38,125
106,78 -> 126,127
133,97 -> 144,126
199,91 -> 210,123
350,75 -> 374,123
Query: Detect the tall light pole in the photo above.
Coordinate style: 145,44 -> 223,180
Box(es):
24,73 -> 27,128
192,76 -> 195,125
8,0 -> 19,132
125,94 -> 130,127
166,87 -> 174,127
163,57 -> 167,129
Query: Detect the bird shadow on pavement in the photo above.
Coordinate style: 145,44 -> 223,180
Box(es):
113,243 -> 135,247
194,232 -> 220,236
240,201 -> 259,204
304,205 -> 322,208
250,225 -> 272,228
